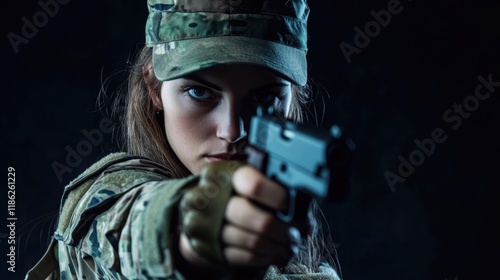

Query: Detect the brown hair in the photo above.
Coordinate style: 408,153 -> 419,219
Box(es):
122,46 -> 190,177
117,45 -> 340,278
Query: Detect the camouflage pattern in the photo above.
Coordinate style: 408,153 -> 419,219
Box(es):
26,153 -> 198,279
145,0 -> 309,86
25,153 -> 340,279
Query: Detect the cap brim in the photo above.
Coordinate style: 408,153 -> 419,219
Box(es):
152,36 -> 307,86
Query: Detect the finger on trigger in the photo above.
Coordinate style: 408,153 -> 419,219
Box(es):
232,165 -> 287,212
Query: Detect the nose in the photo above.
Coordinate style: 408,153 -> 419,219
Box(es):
216,105 -> 247,144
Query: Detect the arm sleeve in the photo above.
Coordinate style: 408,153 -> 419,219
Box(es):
57,173 -> 199,279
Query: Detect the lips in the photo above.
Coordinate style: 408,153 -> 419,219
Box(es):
205,152 -> 247,162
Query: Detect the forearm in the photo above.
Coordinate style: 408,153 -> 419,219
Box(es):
118,177 -> 199,279
71,176 -> 199,279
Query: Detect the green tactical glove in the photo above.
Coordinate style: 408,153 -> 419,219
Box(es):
179,160 -> 244,264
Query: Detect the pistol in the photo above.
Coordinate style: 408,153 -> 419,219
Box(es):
244,106 -> 354,223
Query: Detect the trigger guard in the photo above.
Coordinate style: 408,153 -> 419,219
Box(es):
276,189 -> 296,223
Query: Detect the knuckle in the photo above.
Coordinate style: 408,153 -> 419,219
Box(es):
234,166 -> 265,197
245,235 -> 261,249
257,214 -> 274,233
248,176 -> 265,197
224,197 -> 238,219
181,188 -> 208,211
224,247 -> 260,264
242,252 -> 259,263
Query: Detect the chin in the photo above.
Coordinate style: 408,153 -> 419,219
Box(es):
189,161 -> 208,175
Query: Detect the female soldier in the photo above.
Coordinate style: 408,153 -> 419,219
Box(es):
26,0 -> 341,279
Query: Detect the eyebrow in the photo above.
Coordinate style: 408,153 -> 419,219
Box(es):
182,76 -> 289,93
183,76 -> 223,91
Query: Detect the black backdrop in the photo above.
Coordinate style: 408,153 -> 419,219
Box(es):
1,0 -> 499,279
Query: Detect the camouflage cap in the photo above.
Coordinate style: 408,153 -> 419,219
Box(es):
146,0 -> 309,86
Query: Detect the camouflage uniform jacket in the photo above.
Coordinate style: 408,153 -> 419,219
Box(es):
25,153 -> 339,280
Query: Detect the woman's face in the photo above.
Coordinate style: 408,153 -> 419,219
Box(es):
159,64 -> 292,174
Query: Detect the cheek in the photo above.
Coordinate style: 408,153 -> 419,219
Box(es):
161,93 -> 216,172
163,101 -> 208,145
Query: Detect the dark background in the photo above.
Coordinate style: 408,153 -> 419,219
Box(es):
1,0 -> 499,279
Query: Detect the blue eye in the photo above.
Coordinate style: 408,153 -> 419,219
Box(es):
186,87 -> 213,101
